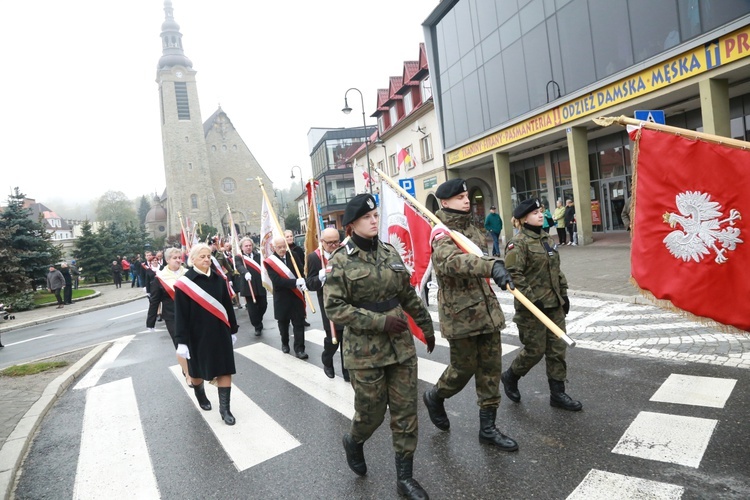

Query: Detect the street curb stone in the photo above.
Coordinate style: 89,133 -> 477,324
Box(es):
0,342 -> 111,500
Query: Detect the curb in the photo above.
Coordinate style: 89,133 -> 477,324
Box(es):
0,342 -> 112,500
0,295 -> 145,335
568,289 -> 651,305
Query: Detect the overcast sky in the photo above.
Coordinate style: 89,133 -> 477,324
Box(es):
0,0 -> 437,210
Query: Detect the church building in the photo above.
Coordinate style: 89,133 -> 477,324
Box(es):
155,0 -> 272,238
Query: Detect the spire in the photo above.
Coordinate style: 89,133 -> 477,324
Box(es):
157,0 -> 193,70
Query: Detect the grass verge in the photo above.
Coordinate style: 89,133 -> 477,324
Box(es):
33,288 -> 96,306
0,361 -> 69,377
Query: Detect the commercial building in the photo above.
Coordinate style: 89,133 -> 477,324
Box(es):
422,0 -> 750,243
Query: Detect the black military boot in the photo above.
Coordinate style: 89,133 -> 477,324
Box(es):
395,453 -> 429,500
478,408 -> 518,451
549,379 -> 583,411
218,387 -> 236,425
342,433 -> 367,476
423,387 -> 450,431
193,382 -> 212,411
501,368 -> 521,402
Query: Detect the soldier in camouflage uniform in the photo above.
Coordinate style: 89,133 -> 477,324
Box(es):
501,198 -> 582,411
422,179 -> 518,452
325,193 -> 435,500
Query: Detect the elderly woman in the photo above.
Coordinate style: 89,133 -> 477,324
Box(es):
325,193 -> 435,500
174,243 -> 239,425
147,248 -> 189,383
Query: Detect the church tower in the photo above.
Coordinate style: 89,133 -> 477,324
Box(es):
156,0 -> 221,236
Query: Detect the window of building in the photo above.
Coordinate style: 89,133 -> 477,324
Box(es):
378,115 -> 386,133
420,135 -> 434,162
222,178 -> 236,193
421,77 -> 432,102
377,160 -> 385,173
404,145 -> 416,170
175,82 -> 190,120
389,153 -> 398,176
404,90 -> 413,115
389,106 -> 398,126
190,194 -> 198,209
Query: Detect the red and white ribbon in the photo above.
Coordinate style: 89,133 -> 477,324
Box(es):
174,276 -> 230,327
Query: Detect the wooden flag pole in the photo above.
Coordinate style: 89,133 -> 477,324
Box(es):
374,167 -> 576,347
257,178 -> 316,313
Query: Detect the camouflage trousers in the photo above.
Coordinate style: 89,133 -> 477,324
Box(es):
349,356 -> 418,457
510,306 -> 567,381
435,331 -> 502,408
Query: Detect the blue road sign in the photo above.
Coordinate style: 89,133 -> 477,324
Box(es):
399,178 -> 416,197
634,110 -> 665,124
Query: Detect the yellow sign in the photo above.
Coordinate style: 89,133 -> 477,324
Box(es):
447,24 -> 750,165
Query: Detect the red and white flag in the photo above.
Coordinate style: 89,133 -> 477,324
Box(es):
259,192 -> 281,292
629,127 -> 749,331
379,180 -> 433,343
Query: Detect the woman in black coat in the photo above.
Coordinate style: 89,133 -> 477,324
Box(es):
234,237 -> 267,336
174,243 -> 239,425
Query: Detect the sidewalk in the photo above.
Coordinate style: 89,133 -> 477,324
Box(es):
0,233 -> 673,498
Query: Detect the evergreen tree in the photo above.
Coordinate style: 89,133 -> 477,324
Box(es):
284,212 -> 301,233
0,187 -> 62,290
137,195 -> 152,226
0,224 -> 32,308
73,220 -> 108,283
99,222 -> 127,261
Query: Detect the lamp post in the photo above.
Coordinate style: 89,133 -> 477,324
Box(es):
342,88 -> 372,193
290,165 -> 304,193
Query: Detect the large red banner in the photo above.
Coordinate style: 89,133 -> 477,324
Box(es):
630,128 -> 749,331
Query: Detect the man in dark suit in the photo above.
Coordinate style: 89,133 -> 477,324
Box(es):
265,236 -> 308,359
234,237 -> 267,336
306,227 -> 348,380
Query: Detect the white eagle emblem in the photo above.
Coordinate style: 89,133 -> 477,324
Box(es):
662,191 -> 742,264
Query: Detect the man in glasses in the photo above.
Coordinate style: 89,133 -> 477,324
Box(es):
306,227 -> 348,381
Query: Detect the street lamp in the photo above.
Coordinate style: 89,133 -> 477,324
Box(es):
342,87 -> 372,193
290,165 -> 304,193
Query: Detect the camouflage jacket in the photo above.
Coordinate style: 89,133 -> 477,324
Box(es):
504,227 -> 568,311
431,209 -> 506,339
324,237 -> 434,370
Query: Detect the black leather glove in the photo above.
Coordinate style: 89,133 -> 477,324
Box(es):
532,300 -> 545,311
491,261 -> 514,290
426,335 -> 435,353
562,296 -> 570,315
384,315 -> 408,334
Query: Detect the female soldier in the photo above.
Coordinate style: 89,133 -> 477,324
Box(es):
147,247 -> 189,384
325,194 -> 435,500
174,243 -> 239,425
501,199 -> 582,411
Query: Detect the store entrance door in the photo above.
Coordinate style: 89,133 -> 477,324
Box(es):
601,178 -> 627,231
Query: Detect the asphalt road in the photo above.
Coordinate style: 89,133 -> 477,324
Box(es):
12,294 -> 750,499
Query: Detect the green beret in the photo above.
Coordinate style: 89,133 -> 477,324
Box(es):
343,193 -> 377,225
435,178 -> 468,199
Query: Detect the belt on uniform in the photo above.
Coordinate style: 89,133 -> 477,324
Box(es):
353,297 -> 400,313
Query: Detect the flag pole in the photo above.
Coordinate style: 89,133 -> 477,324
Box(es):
308,178 -> 339,345
594,115 -> 750,150
257,178 -> 316,313
374,167 -> 576,347
227,204 -> 256,304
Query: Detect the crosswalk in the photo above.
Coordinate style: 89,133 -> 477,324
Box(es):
27,293 -> 744,498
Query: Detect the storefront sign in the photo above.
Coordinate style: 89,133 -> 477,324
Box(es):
423,176 -> 437,189
591,200 -> 602,226
447,24 -> 750,165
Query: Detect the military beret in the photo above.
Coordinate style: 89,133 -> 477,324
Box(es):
343,193 -> 377,226
513,198 -> 541,219
435,178 -> 468,199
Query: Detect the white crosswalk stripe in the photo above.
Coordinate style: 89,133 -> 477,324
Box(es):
567,469 -> 684,499
168,365 -> 300,471
74,335 -> 135,390
74,377 -> 160,499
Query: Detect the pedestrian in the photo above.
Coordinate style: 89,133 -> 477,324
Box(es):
141,251 -> 156,294
131,254 -> 142,287
325,193 -> 435,499
121,256 -> 131,282
70,260 -> 80,290
484,205 -> 503,256
501,198 -> 582,412
541,203 -> 554,233
234,237 -> 268,336
174,243 -> 239,425
621,194 -> 632,231
264,236 -> 308,359
564,199 -> 577,245
553,199 -> 567,245
147,248 -> 191,382
46,265 -> 65,308
422,178 -> 518,452
306,227 -> 348,380
60,263 -> 73,304
284,229 -> 305,271
111,260 -> 123,288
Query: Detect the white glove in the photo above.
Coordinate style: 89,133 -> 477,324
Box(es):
231,334 -> 237,346
176,344 -> 191,359
244,272 -> 252,281
296,278 -> 307,292
318,269 -> 326,283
